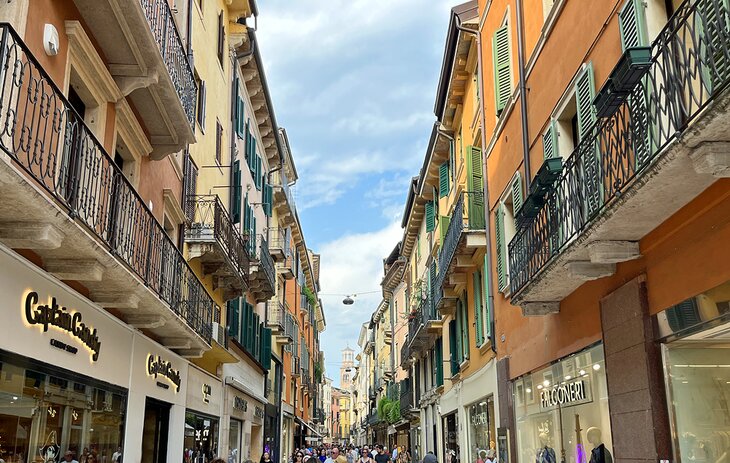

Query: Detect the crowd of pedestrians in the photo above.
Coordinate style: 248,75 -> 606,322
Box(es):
288,444 -> 413,463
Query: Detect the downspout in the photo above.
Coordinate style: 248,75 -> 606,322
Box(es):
516,0 -> 531,191
455,16 -> 497,354
186,0 -> 194,66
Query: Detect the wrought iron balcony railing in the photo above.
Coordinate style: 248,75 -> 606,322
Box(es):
509,0 -> 730,296
407,289 -> 438,348
185,195 -> 250,285
400,336 -> 411,366
269,227 -> 290,260
249,234 -> 276,298
272,169 -> 296,211
141,0 -> 196,126
0,24 -> 212,342
436,191 -> 485,296
267,301 -> 287,332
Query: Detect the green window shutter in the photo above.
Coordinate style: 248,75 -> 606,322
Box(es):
261,327 -> 273,370
439,215 -> 451,247
511,172 -> 524,214
455,298 -> 463,363
239,300 -> 248,346
425,201 -> 435,232
227,298 -> 240,339
449,140 -> 456,184
461,295 -> 470,359
264,183 -> 273,217
253,313 -> 261,359
575,63 -> 597,142
495,204 -> 507,290
417,235 -> 421,261
492,24 -> 512,114
483,253 -> 492,340
245,122 -> 251,164
448,320 -> 459,376
474,270 -> 484,346
246,302 -> 256,353
243,195 -> 250,231
232,161 -> 241,223
543,120 -> 560,160
619,0 -> 649,50
439,162 -> 450,197
430,260 -> 438,318
466,146 -> 485,229
435,338 -> 444,387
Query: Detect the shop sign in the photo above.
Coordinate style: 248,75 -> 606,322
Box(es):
234,396 -> 248,412
471,411 -> 488,426
254,406 -> 264,419
539,378 -> 591,410
24,291 -> 102,361
202,384 -> 212,404
147,354 -> 181,392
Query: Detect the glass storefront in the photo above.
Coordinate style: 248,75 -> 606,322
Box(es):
657,280 -> 730,463
184,411 -> 219,463
442,413 -> 459,463
513,344 -> 612,463
228,419 -> 242,463
0,353 -> 126,463
467,397 -> 496,463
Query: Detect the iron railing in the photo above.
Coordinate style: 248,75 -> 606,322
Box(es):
399,378 -> 415,415
283,312 -> 297,342
367,410 -> 380,426
437,191 -> 485,295
0,25 -> 212,342
185,195 -> 250,284
269,227 -> 290,255
509,0 -> 730,295
407,288 -> 437,346
272,169 -> 296,210
400,336 -> 410,366
267,301 -> 287,332
140,0 -> 197,126
250,234 -> 276,290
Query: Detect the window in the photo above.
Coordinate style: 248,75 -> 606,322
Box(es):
492,19 -> 512,115
495,172 -> 523,292
217,11 -> 225,66
215,119 -> 223,165
196,76 -> 206,131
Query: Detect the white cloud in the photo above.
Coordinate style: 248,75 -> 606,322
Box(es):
317,221 -> 403,385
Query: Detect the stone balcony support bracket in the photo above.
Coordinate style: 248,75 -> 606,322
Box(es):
564,261 -> 616,281
690,141 -> 730,178
587,241 -> 641,264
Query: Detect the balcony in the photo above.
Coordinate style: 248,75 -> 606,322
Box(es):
185,195 -> 250,300
269,227 -> 290,262
0,25 -> 211,355
400,337 -> 412,367
367,410 -> 380,426
71,0 -> 196,159
267,300 -> 287,334
291,355 -> 301,377
276,254 -> 295,280
272,170 -> 296,226
399,378 -> 417,417
248,235 -> 276,302
508,0 -> 730,314
384,327 -> 393,345
407,288 -> 441,352
300,293 -> 311,316
436,191 -> 486,315
282,311 -> 297,343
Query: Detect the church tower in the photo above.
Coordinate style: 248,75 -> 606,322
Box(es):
340,345 -> 355,389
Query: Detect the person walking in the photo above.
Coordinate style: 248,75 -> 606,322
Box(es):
423,452 -> 437,463
358,447 -> 373,463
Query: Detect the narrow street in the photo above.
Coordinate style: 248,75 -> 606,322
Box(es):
0,1 -> 728,463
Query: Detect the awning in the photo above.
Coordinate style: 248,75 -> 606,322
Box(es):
295,416 -> 321,438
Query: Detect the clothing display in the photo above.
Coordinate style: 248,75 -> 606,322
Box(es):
589,444 -> 612,463
535,447 -> 556,463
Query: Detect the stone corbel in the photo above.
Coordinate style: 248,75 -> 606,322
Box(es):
115,72 -> 159,97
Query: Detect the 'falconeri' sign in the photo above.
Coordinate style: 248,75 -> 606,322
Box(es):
539,378 -> 592,410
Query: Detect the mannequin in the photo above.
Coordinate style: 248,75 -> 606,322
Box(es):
536,434 -> 556,463
587,427 -> 613,463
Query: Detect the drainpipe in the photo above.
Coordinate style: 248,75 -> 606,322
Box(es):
516,0 -> 531,192
186,0 -> 194,67
455,16 -> 498,354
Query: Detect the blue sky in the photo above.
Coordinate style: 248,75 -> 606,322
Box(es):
257,0 -> 455,386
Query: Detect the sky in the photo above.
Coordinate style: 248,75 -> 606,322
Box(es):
256,0 -> 455,386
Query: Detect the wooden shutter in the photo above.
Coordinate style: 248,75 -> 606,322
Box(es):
253,313 -> 261,359
216,120 -> 223,164
466,146 -> 485,229
543,120 -> 560,159
511,172 -> 524,214
264,183 -> 273,217
492,24 -> 512,114
439,215 -> 450,247
439,162 -> 450,197
261,327 -> 273,370
435,338 -> 444,387
197,81 -> 207,129
232,161 -> 241,223
425,201 -> 435,232
448,320 -> 459,376
473,270 -> 484,346
619,0 -> 648,49
217,11 -> 224,64
245,122 -> 251,164
455,298 -> 463,363
495,204 -> 507,290
483,254 -> 492,340
227,298 -> 240,339
429,259 -> 438,317
183,154 -> 198,223
575,63 -> 602,217
460,294 -> 469,360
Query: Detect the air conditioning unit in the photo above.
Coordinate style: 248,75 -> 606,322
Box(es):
212,322 -> 226,346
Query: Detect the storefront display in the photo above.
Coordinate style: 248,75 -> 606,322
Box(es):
468,397 -> 496,463
657,280 -> 730,463
442,413 -> 459,463
184,411 -> 219,463
513,344 -> 612,463
0,352 -> 126,463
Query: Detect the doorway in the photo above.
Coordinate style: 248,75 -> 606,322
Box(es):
141,398 -> 170,463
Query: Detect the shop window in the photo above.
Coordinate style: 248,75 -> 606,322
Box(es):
468,397 -> 497,463
0,357 -> 126,463
513,344 -> 612,463
184,411 -> 220,462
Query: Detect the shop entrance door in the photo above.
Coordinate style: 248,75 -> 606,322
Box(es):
141,398 -> 170,463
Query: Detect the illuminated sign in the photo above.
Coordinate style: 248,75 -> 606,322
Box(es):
202,384 -> 212,403
147,355 -> 181,392
24,291 -> 101,361
539,378 -> 591,410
